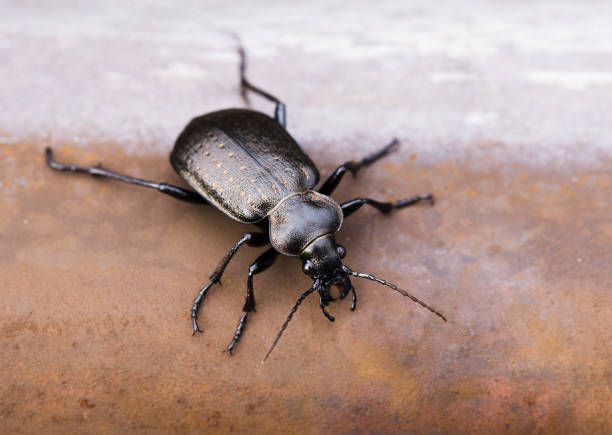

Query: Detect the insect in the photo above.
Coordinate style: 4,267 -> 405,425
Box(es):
45,44 -> 446,360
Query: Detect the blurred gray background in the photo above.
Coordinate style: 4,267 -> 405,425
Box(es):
2,0 -> 612,164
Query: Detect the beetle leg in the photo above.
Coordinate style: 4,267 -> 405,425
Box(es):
318,138 -> 400,195
226,247 -> 278,353
237,43 -> 287,127
45,148 -> 207,204
191,232 -> 269,335
317,288 -> 335,322
350,287 -> 357,311
339,282 -> 358,311
340,194 -> 434,219
318,298 -> 335,322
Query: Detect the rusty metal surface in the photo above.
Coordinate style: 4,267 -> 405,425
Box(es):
2,1 -> 612,433
2,143 -> 611,433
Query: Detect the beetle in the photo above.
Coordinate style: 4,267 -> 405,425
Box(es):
45,44 -> 446,360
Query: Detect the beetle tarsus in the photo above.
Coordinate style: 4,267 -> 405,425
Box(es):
227,312 -> 249,353
340,193 -> 434,219
191,280 -> 215,334
393,194 -> 434,209
319,296 -> 335,322
318,138 -> 401,196
361,138 -> 400,167
236,39 -> 286,127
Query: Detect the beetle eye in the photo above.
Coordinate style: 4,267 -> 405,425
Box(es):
303,261 -> 315,276
337,245 -> 346,259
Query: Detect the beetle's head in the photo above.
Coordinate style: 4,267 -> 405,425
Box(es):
263,235 -> 447,362
298,235 -> 354,317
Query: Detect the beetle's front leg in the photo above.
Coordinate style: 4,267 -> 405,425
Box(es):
191,232 -> 268,335
226,247 -> 278,353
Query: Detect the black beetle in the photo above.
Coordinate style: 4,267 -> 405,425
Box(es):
45,44 -> 446,360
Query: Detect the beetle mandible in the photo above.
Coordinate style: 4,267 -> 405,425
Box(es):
45,43 -> 446,360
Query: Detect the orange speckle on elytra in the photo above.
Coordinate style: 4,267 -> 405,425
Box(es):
218,143 -> 225,148
273,156 -> 280,161
228,152 -> 234,158
251,179 -> 256,184
240,166 -> 246,171
241,192 -> 246,197
217,163 -> 222,168
205,151 -> 210,156
230,177 -> 235,182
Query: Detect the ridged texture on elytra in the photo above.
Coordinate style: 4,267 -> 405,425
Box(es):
170,109 -> 320,223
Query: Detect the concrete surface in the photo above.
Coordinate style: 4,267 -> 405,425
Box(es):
1,1 -> 611,434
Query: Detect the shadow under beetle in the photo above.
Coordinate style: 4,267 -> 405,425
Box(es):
45,43 -> 446,361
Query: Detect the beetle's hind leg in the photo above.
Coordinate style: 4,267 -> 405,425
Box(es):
226,247 -> 278,353
237,43 -> 287,127
45,148 -> 207,204
318,138 -> 400,196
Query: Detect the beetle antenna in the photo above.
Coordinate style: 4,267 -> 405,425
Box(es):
342,266 -> 447,322
263,280 -> 320,362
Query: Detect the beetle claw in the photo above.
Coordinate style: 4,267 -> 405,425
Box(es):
192,320 -> 202,336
